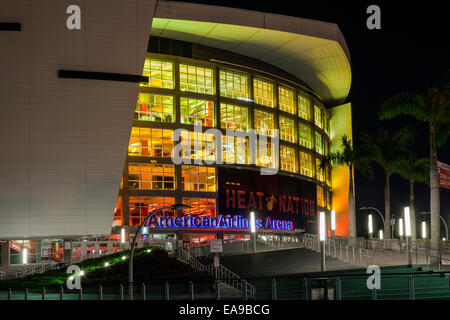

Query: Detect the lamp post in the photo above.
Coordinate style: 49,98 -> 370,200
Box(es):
399,218 -> 404,241
368,214 -> 373,239
404,207 -> 412,266
379,230 -> 384,240
250,211 -> 256,253
360,207 -> 387,237
319,211 -> 326,272
128,204 -> 190,300
418,211 -> 448,242
422,221 -> 427,240
331,210 -> 336,239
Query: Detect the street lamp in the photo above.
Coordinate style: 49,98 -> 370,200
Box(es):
319,211 -> 326,271
360,207 -> 386,231
250,211 -> 256,253
418,211 -> 448,242
422,221 -> 427,240
331,210 -> 336,239
379,230 -> 384,240
399,218 -> 404,240
128,204 -> 190,300
404,207 -> 412,266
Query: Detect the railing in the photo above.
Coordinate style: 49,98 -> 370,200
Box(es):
0,260 -> 62,281
205,263 -> 256,298
176,248 -> 206,272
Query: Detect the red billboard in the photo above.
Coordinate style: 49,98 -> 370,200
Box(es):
438,161 -> 450,190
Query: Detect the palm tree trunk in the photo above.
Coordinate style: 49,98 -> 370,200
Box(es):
410,180 -> 417,241
430,125 -> 440,267
384,170 -> 391,239
348,165 -> 356,238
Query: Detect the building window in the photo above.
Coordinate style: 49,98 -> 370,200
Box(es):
128,128 -> 173,157
325,164 -> 332,187
280,145 -> 297,173
298,95 -> 312,121
135,94 -> 174,122
326,190 -> 332,210
254,109 -> 275,137
182,166 -> 216,192
142,58 -> 174,89
177,131 -> 217,163
253,78 -> 275,107
220,103 -> 249,131
113,197 -> 123,227
279,87 -> 295,114
317,186 -> 325,208
180,98 -> 215,127
299,123 -> 313,149
300,151 -> 314,178
257,139 -> 277,169
128,163 -> 175,190
182,198 -> 217,218
315,132 -> 323,155
129,196 -> 175,226
323,139 -> 329,156
279,116 -> 296,143
314,105 -> 323,129
316,158 -> 325,182
324,113 -> 330,136
219,69 -> 250,100
179,64 -> 214,95
222,135 -> 249,165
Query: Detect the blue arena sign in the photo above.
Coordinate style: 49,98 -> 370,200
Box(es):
148,214 -> 294,231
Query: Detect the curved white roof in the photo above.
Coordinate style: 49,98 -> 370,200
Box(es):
152,1 -> 351,104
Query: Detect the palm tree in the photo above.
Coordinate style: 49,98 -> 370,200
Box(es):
396,157 -> 429,241
379,70 -> 450,265
320,136 -> 372,238
364,128 -> 415,239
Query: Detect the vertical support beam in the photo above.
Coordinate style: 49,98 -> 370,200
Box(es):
0,241 -> 10,269
409,275 -> 415,300
190,281 -> 194,300
242,280 -> 248,300
165,281 -> 170,300
99,285 -> 103,300
272,278 -> 277,300
142,283 -> 146,301
42,287 -> 46,300
215,280 -> 220,300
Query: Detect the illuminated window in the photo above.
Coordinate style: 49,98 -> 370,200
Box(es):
323,138 -> 329,156
142,58 -> 174,89
135,94 -> 174,122
128,128 -> 173,157
253,79 -> 275,107
299,123 -> 313,149
180,98 -> 215,127
300,151 -> 314,178
325,164 -> 332,187
128,163 -> 175,190
219,69 -> 250,100
279,116 -> 296,143
220,103 -> 249,131
280,145 -> 297,173
178,131 -> 217,163
129,196 -> 175,226
326,190 -> 332,210
113,197 -> 123,227
254,110 -> 275,137
182,198 -> 217,218
182,166 -> 216,192
316,158 -> 325,182
317,185 -> 325,208
298,95 -> 312,121
314,105 -> 323,128
222,135 -> 249,165
256,139 -> 277,169
279,87 -> 295,114
324,113 -> 330,136
179,64 -> 214,95
315,132 -> 323,155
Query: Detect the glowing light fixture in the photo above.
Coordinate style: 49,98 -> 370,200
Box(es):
422,221 -> 427,239
104,262 -> 109,267
142,226 -> 148,235
250,211 -> 256,233
121,227 -> 126,244
122,256 -> 126,260
368,214 -> 373,235
79,271 -> 85,276
319,211 -> 326,241
379,230 -> 383,240
22,248 -> 28,265
399,218 -> 404,237
331,210 -> 336,231
404,207 -> 411,237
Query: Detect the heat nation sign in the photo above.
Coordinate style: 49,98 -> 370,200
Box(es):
438,161 -> 450,190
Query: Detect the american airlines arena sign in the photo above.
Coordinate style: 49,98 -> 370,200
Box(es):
147,214 -> 294,231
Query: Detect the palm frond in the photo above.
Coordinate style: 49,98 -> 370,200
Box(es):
379,92 -> 429,122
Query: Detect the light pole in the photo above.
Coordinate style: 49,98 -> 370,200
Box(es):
368,214 -> 373,239
331,210 -> 336,239
404,207 -> 412,266
399,218 -> 404,241
128,204 -> 190,300
418,211 -> 448,242
422,221 -> 427,240
360,207 -> 387,237
319,211 -> 326,272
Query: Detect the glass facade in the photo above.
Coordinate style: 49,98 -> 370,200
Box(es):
179,64 -> 214,95
180,98 -> 215,127
142,58 -> 174,89
253,78 -> 275,107
135,94 -> 174,122
279,87 -> 295,114
115,55 -> 333,227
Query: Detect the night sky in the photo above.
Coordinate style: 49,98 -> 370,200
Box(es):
180,0 -> 450,235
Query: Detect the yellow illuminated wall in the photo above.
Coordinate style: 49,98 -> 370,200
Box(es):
330,103 -> 353,237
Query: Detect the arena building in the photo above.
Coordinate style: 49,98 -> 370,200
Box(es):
0,0 -> 352,266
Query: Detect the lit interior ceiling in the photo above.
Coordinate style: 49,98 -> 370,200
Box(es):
151,2 -> 351,105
